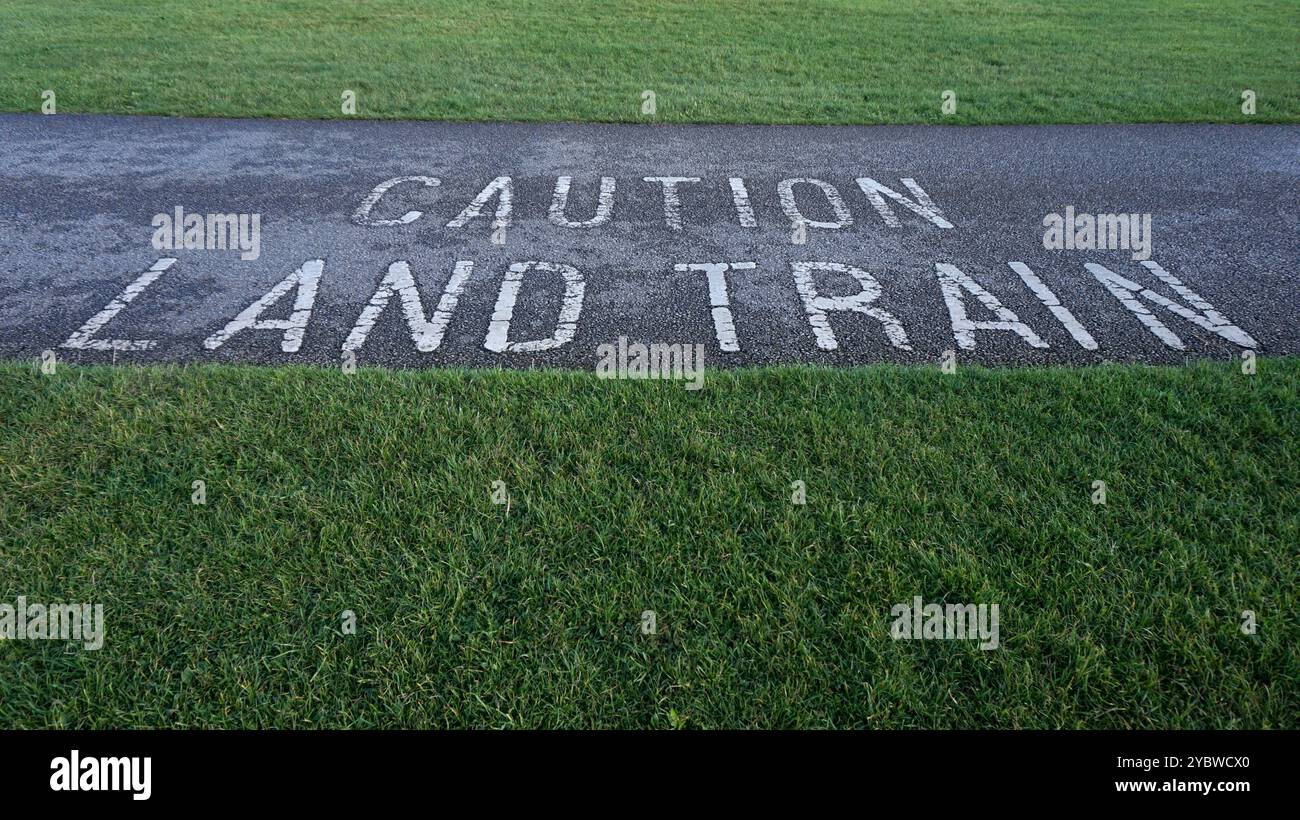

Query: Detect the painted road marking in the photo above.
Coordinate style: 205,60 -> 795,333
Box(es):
352,176 -> 440,226
550,176 -> 616,228
728,178 -> 758,228
9,116 -> 1281,368
344,260 -> 473,353
447,176 -> 513,230
56,255 -> 1265,361
855,177 -> 954,229
936,263 -> 1048,351
484,261 -> 586,353
674,261 -> 756,352
203,259 -> 323,353
60,257 -> 177,351
1086,261 -> 1258,350
352,174 -> 952,232
642,177 -> 701,231
792,261 -> 913,352
778,179 -> 854,230
1009,261 -> 1099,350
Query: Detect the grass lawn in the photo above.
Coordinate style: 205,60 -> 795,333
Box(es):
0,0 -> 1296,125
0,360 -> 1295,728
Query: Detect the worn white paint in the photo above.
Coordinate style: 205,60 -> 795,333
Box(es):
447,176 -> 513,229
344,260 -> 473,353
777,178 -> 853,230
935,263 -> 1047,350
674,261 -> 755,352
1085,260 -> 1257,350
1008,262 -> 1098,350
855,178 -> 953,229
549,176 -> 615,228
792,261 -> 911,351
728,178 -> 758,228
352,176 -> 440,226
642,177 -> 700,230
203,260 -> 324,353
484,261 -> 585,353
61,258 -> 177,351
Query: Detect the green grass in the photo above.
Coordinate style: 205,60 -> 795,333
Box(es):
1,0 -> 1296,125
0,360 -> 1296,728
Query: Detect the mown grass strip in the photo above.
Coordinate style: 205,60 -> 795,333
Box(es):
1,0 -> 1296,125
0,360 -> 1296,727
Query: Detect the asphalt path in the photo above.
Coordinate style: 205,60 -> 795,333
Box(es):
1,114 -> 1296,369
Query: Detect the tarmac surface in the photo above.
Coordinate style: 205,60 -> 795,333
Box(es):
1,114 -> 1296,369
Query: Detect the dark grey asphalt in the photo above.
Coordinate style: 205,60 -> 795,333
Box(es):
1,114 -> 1296,369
